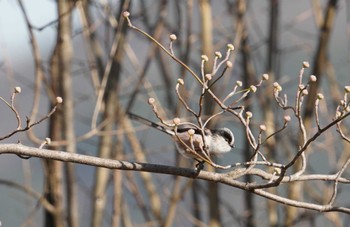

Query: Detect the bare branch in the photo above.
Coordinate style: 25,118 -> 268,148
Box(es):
1,143 -> 350,214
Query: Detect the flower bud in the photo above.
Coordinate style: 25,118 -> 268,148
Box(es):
122,11 -> 130,18
227,44 -> 234,51
284,115 -> 291,122
274,167 -> 281,175
173,117 -> 181,125
246,111 -> 253,118
344,86 -> 350,93
236,80 -> 242,87
45,138 -> 51,145
317,93 -> 324,100
262,74 -> 269,81
309,75 -> 317,82
226,61 -> 233,68
273,82 -> 282,91
56,97 -> 63,104
215,51 -> 222,58
148,98 -> 155,105
187,129 -> 195,136
250,85 -> 257,93
260,124 -> 267,131
177,78 -> 184,85
201,55 -> 208,62
169,34 -> 177,41
14,86 -> 21,94
302,61 -> 310,68
205,74 -> 212,81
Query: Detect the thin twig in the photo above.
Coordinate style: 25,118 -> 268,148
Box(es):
0,100 -> 61,141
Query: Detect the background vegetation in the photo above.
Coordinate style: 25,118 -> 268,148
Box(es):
0,0 -> 349,226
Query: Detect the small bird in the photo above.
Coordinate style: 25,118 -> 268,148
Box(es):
128,113 -> 234,164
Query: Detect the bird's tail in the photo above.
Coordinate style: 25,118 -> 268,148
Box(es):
128,112 -> 174,135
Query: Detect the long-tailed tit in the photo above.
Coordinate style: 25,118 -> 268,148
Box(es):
128,113 -> 235,162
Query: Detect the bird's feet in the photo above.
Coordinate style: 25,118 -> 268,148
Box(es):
195,160 -> 205,172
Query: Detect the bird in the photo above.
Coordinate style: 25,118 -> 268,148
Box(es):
128,113 -> 234,164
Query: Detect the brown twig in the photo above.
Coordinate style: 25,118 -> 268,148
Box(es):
0,97 -> 62,141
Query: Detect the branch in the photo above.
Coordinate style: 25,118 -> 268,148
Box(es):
1,143 -> 350,214
0,96 -> 62,141
0,179 -> 55,214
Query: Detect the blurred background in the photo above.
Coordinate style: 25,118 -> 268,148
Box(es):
0,0 -> 349,226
